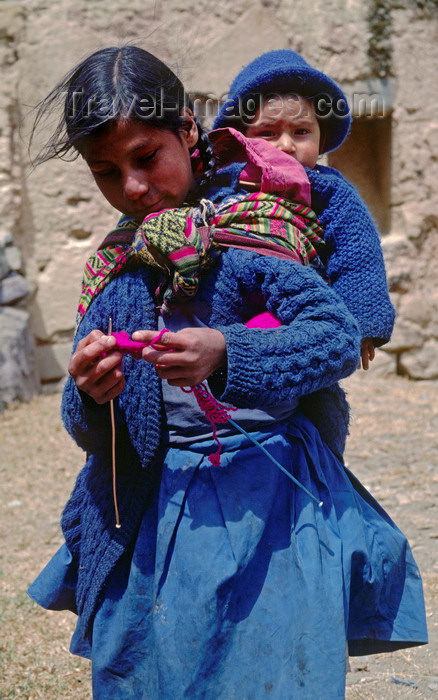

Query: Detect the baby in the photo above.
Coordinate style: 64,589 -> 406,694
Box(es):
213,49 -> 395,369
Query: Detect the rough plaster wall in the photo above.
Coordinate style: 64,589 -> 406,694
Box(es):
384,3 -> 438,378
0,0 -> 437,392
0,2 -> 24,233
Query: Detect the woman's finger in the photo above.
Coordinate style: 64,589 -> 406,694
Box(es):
69,335 -> 117,375
90,374 -> 126,404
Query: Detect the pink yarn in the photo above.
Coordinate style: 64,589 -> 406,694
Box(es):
245,311 -> 281,329
111,329 -> 169,358
182,383 -> 237,465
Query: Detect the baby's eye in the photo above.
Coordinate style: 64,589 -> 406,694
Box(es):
295,128 -> 310,136
256,130 -> 276,139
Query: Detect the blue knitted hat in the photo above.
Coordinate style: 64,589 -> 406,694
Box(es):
213,49 -> 352,154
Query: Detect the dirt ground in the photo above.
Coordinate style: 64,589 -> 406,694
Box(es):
1,370 -> 437,699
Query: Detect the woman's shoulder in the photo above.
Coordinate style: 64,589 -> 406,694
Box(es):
88,266 -> 156,305
76,266 -> 158,337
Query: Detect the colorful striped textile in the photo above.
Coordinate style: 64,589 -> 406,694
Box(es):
212,193 -> 324,264
133,205 -> 217,314
76,193 -> 325,322
77,218 -> 138,320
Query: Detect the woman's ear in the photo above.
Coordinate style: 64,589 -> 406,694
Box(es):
180,107 -> 199,148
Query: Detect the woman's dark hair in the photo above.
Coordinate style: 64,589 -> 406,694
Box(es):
30,45 -> 216,189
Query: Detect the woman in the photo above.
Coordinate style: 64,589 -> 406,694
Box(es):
28,46 -> 427,700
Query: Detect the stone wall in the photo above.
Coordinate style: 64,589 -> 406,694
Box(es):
0,0 -> 437,406
385,2 -> 438,378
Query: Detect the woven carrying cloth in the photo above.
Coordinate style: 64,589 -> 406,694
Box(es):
210,192 -> 324,263
77,193 -> 325,321
77,216 -> 139,319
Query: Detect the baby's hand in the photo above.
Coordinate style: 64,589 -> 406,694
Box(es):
359,337 -> 375,371
68,329 -> 125,403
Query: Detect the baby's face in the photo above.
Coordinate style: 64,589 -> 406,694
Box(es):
245,94 -> 320,168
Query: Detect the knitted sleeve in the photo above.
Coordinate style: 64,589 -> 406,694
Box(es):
210,250 -> 361,408
61,269 -> 163,468
306,165 -> 395,345
61,298 -> 114,457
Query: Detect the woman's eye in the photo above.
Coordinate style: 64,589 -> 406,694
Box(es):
138,149 -> 157,165
93,169 -> 117,179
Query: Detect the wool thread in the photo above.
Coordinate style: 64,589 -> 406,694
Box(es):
181,383 -> 237,465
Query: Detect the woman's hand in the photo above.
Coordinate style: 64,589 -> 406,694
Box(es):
132,327 -> 227,387
68,330 -> 125,403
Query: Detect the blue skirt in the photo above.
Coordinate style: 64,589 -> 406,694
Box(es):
28,415 -> 427,699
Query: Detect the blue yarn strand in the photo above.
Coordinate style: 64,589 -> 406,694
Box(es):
227,417 -> 323,507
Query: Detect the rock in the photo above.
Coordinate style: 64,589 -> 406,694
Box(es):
0,272 -> 32,305
35,342 -> 72,383
0,229 -> 13,247
0,246 -> 9,280
368,348 -> 397,377
0,306 -> 39,409
386,318 -> 424,352
399,339 -> 438,380
5,245 -> 22,273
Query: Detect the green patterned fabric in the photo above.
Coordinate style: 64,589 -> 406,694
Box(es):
77,193 -> 325,321
133,206 -> 216,313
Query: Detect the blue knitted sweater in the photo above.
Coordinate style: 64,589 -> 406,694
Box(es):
306,164 -> 395,345
60,249 -> 360,636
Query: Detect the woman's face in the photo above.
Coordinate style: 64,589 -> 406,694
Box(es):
80,116 -> 198,222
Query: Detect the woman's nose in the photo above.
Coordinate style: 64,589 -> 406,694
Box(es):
124,172 -> 149,200
277,134 -> 296,154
